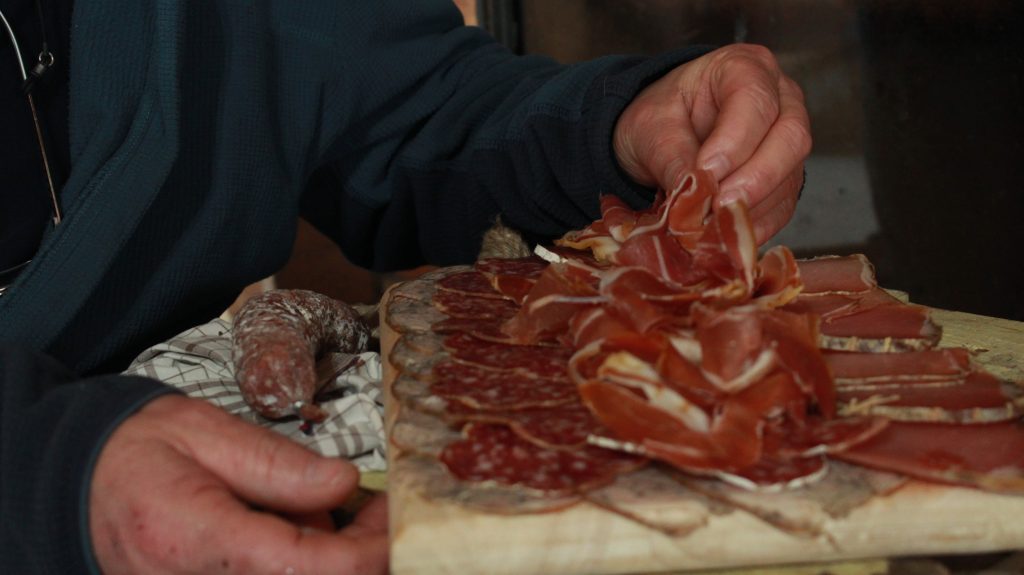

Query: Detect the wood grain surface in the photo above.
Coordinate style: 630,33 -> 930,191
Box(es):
382,283 -> 1024,575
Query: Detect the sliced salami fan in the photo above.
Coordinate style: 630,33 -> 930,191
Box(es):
439,423 -> 643,495
443,332 -> 573,379
384,295 -> 447,334
436,270 -> 511,299
444,400 -> 611,450
475,257 -> 549,279
433,290 -> 521,320
391,454 -> 582,514
388,333 -> 447,379
390,407 -> 463,458
430,360 -> 577,410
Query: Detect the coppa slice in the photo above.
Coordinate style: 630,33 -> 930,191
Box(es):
835,421 -> 1024,494
826,348 -> 973,384
836,371 -> 1021,424
796,254 -> 877,295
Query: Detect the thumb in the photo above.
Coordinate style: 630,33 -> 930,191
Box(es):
614,68 -> 702,192
159,397 -> 359,513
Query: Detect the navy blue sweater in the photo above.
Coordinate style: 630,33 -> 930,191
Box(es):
0,0 -> 707,572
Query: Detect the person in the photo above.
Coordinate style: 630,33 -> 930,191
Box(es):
0,1 -> 810,573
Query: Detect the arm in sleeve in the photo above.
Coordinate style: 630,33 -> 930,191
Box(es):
0,345 -> 176,574
287,1 -> 711,270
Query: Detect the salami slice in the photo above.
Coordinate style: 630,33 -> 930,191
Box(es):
430,360 -> 576,410
392,454 -> 582,514
475,257 -> 549,279
384,294 -> 447,334
232,289 -> 370,421
444,400 -> 610,450
436,270 -> 510,299
443,332 -> 573,378
433,290 -> 521,320
439,423 -> 643,495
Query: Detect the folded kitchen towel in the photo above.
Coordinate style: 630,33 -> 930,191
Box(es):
124,318 -> 387,471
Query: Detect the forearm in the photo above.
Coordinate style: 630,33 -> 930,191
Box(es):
288,0 -> 712,269
0,346 -> 175,574
315,45 -> 713,271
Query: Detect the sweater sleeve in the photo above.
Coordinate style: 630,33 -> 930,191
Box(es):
0,345 -> 177,574
288,1 -> 711,270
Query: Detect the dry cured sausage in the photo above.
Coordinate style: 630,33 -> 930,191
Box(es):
233,289 -> 370,421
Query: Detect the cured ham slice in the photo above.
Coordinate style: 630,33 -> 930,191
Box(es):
796,254 -> 877,295
689,201 -> 758,300
837,371 -> 1021,424
501,263 -> 603,343
580,380 -> 764,473
835,421 -> 1024,494
818,303 -> 941,352
783,287 -> 942,353
826,348 -> 973,384
753,246 -> 803,308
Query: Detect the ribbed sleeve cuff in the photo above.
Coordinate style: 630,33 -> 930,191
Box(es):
1,346 -> 179,574
78,380 -> 180,575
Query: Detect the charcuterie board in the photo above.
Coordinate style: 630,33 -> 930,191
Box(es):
381,271 -> 1024,575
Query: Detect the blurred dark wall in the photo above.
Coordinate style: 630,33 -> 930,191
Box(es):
503,0 -> 1023,319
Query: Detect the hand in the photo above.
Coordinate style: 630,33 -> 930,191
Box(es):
89,395 -> 388,575
614,43 -> 812,244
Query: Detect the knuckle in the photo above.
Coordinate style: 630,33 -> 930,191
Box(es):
736,43 -> 777,68
782,76 -> 806,104
746,81 -> 781,126
778,117 -> 813,159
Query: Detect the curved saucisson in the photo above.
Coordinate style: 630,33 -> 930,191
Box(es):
232,289 -> 370,422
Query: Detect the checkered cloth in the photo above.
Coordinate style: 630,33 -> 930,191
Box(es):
124,318 -> 387,471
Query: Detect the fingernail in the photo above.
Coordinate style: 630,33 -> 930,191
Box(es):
718,187 -> 748,207
306,458 -> 340,484
701,154 -> 730,181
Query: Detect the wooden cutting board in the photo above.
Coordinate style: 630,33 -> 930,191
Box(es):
381,288 -> 1024,575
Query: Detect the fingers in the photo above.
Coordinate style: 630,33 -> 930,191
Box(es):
613,72 -> 702,189
341,493 -> 389,537
716,73 -> 811,209
747,165 -> 805,244
91,396 -> 389,575
143,395 -> 360,513
214,498 -> 389,575
694,45 -> 783,184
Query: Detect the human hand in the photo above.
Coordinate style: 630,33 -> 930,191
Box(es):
89,394 -> 388,575
614,43 -> 811,244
